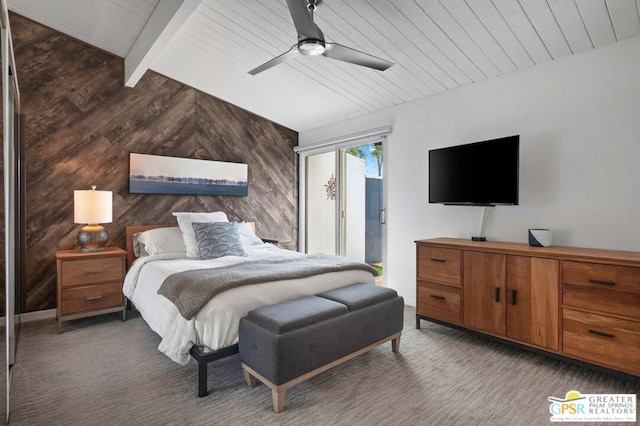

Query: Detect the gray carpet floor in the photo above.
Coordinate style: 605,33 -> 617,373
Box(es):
7,306 -> 638,425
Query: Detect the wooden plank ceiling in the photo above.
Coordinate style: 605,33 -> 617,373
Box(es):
8,0 -> 640,132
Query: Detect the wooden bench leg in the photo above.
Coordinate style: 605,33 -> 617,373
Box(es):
242,367 -> 257,387
272,388 -> 285,413
242,364 -> 287,412
391,335 -> 401,353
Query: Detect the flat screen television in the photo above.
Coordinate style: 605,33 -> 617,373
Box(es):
429,135 -> 519,206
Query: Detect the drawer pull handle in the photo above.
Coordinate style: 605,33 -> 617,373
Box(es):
588,329 -> 614,338
85,269 -> 103,274
86,295 -> 103,301
430,258 -> 446,263
494,287 -> 500,303
430,294 -> 445,300
588,279 -> 615,286
510,289 -> 517,305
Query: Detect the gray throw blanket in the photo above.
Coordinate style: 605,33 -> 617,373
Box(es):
158,253 -> 378,320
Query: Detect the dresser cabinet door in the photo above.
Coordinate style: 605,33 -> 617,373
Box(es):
463,251 -> 506,335
506,256 -> 559,350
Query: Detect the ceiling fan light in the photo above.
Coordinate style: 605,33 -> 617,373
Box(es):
298,39 -> 325,56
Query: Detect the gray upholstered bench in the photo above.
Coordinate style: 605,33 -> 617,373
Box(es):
238,283 -> 404,412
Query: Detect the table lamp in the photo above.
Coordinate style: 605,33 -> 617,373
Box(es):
74,186 -> 112,251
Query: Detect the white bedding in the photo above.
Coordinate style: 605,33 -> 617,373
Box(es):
123,244 -> 375,364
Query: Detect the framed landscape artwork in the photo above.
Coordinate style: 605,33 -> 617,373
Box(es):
129,153 -> 248,196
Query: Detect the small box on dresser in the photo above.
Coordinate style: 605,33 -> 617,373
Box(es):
56,247 -> 127,332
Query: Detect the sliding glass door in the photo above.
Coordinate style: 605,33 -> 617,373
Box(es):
2,1 -> 23,419
305,151 -> 337,255
303,140 -> 385,284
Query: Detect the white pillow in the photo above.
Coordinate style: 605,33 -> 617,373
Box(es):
137,227 -> 186,255
238,222 -> 264,246
172,211 -> 229,257
132,232 -> 149,257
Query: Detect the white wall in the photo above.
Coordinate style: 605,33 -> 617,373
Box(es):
299,36 -> 640,306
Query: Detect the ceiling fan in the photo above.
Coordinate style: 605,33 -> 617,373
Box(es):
249,0 -> 394,75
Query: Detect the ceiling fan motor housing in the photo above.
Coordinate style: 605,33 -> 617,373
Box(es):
298,38 -> 325,55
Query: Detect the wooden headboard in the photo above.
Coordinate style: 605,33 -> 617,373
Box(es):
125,222 -> 257,268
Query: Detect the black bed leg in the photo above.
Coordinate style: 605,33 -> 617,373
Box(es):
190,343 -> 238,398
197,359 -> 208,397
416,314 -> 421,329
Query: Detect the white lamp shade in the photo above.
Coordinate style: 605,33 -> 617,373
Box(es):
74,189 -> 113,224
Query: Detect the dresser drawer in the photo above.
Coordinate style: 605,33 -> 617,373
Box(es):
563,261 -> 640,319
60,257 -> 124,287
417,281 -> 461,324
417,246 -> 461,287
60,282 -> 124,316
562,308 -> 640,376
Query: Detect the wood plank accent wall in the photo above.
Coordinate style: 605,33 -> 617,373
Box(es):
10,13 -> 299,313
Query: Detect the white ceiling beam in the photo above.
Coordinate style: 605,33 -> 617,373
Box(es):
124,0 -> 203,87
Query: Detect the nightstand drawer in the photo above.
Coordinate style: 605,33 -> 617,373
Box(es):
60,257 -> 124,287
562,308 -> 640,376
417,246 -> 461,287
417,281 -> 461,324
60,282 -> 123,316
563,261 -> 640,318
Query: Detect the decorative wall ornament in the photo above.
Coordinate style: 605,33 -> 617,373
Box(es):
324,174 -> 336,200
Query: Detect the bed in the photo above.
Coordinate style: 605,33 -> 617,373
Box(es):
122,217 -> 376,397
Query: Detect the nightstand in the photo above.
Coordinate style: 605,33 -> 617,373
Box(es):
261,238 -> 294,249
56,247 -> 127,332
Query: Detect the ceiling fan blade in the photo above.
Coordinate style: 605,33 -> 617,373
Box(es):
286,0 -> 322,41
323,43 -> 394,71
248,46 -> 299,75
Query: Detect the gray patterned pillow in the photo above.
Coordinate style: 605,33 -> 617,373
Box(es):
192,222 -> 247,260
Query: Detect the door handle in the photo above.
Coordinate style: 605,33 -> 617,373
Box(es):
379,208 -> 386,225
494,287 -> 500,303
511,289 -> 516,305
430,294 -> 445,300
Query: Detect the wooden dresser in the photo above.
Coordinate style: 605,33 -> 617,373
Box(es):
415,238 -> 640,377
56,247 -> 127,332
